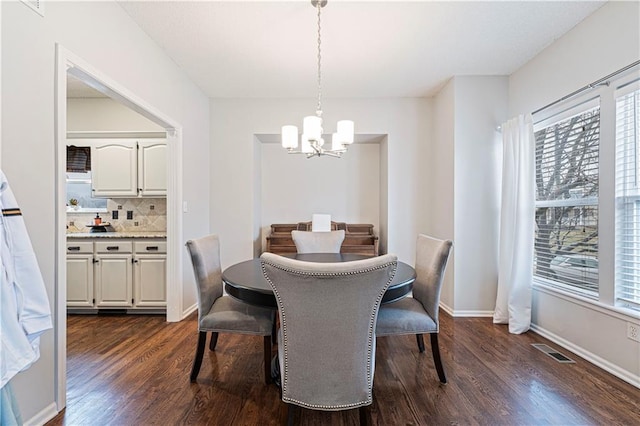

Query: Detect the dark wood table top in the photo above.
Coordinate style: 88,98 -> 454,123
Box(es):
222,253 -> 416,309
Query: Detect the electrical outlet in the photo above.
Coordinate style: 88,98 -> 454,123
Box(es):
127,210 -> 133,220
628,322 -> 640,343
112,210 -> 118,220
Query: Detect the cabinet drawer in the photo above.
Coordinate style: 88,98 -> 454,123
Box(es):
134,241 -> 167,254
66,241 -> 93,254
95,241 -> 133,253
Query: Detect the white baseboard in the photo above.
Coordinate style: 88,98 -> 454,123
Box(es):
181,303 -> 197,320
451,310 -> 494,317
530,324 -> 640,389
24,402 -> 57,426
440,302 -> 454,316
439,302 -> 494,318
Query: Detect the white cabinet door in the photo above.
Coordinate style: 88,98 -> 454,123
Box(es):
134,255 -> 167,307
95,254 -> 133,307
91,141 -> 138,197
66,241 -> 95,308
133,240 -> 166,307
67,254 -> 95,307
94,241 -> 133,307
138,141 -> 167,196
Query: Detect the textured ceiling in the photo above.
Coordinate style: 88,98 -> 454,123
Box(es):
115,1 -> 605,99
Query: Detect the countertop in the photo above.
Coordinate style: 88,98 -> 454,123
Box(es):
66,231 -> 167,239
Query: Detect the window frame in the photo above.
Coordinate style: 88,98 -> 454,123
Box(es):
531,69 -> 640,319
532,97 -> 601,298
614,80 -> 640,311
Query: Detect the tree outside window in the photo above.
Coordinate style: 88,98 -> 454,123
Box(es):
533,107 -> 600,294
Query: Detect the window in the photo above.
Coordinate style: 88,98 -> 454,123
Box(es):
66,172 -> 108,211
531,66 -> 640,316
615,82 -> 640,310
533,101 -> 600,296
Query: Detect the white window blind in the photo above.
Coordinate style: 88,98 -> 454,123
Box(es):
615,83 -> 640,310
533,103 -> 600,295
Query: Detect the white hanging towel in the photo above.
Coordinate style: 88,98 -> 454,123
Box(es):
0,170 -> 53,388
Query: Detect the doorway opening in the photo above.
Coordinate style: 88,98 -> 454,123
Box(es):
55,44 -> 183,410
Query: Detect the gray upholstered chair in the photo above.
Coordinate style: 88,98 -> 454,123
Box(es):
376,234 -> 453,383
260,252 -> 398,424
290,229 -> 345,253
186,234 -> 275,384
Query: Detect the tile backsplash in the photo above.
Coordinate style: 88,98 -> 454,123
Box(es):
67,198 -> 166,233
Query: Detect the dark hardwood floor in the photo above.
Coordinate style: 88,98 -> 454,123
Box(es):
47,312 -> 640,425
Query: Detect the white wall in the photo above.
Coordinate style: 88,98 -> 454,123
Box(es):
509,1 -> 640,385
260,142 -> 380,251
1,1 -> 209,422
210,98 -> 431,268
67,98 -> 165,132
510,2 -> 639,115
453,76 -> 507,313
431,79 -> 456,309
431,76 -> 508,315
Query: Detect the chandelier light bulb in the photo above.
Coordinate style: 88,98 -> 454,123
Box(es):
337,120 -> 354,145
331,133 -> 344,151
282,125 -> 299,149
303,116 -> 323,142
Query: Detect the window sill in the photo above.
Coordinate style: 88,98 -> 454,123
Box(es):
533,279 -> 640,322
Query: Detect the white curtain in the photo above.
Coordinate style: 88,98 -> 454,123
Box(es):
493,114 -> 535,334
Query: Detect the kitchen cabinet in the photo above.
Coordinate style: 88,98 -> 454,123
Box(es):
137,141 -> 167,196
66,238 -> 166,311
91,141 -> 138,197
94,241 -> 133,307
89,139 -> 166,198
66,242 -> 94,307
133,241 -> 167,307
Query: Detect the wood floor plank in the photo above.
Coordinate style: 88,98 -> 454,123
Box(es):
47,313 -> 640,425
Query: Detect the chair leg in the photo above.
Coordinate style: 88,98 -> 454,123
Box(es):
271,311 -> 278,346
264,335 -> 273,384
359,406 -> 371,426
209,332 -> 219,351
430,333 -> 447,384
190,331 -> 207,382
416,334 -> 425,353
286,404 -> 296,426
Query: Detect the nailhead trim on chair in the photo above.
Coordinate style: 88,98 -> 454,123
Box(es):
261,259 -> 397,410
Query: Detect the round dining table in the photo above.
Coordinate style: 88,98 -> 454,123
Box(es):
222,253 -> 416,309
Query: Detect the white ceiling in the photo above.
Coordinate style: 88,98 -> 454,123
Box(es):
115,1 -> 605,99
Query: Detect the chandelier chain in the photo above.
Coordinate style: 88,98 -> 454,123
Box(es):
316,1 -> 322,116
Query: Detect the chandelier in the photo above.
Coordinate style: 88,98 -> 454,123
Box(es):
281,0 -> 354,158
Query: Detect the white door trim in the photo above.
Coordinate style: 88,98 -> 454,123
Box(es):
54,44 -> 184,410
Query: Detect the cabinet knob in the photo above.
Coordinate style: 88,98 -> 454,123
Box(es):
106,246 -> 119,251
68,246 -> 81,251
146,246 -> 159,251
93,259 -> 99,264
